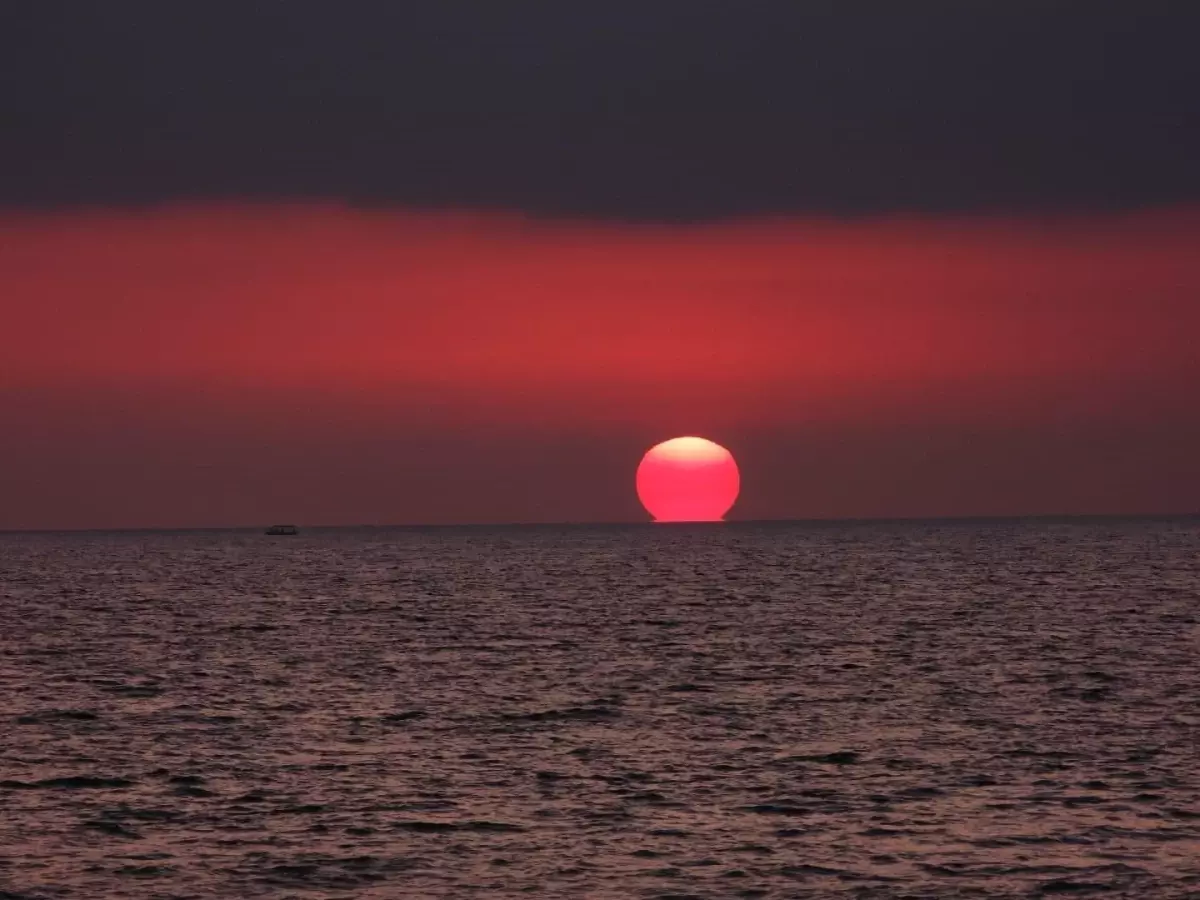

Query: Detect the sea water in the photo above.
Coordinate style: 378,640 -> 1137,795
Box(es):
1,520 -> 1197,898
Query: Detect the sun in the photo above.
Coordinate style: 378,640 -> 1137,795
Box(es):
636,436 -> 740,522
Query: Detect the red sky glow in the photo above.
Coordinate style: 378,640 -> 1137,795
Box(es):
2,204 -> 1198,528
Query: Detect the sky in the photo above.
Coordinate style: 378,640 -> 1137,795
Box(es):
2,3 -> 1199,528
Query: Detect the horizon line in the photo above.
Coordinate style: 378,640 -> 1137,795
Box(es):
2,511 -> 1198,536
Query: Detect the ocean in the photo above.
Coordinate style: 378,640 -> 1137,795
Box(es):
1,520 -> 1197,898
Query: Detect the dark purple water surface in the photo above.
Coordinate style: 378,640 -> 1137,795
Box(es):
1,520 -> 1198,898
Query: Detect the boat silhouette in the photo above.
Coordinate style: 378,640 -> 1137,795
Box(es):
264,525 -> 299,536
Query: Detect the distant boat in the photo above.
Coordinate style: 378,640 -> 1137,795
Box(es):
264,525 -> 299,536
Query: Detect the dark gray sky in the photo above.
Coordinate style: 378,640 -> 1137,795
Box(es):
3,2 -> 1198,218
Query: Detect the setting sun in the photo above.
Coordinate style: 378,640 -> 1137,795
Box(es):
636,437 -> 740,522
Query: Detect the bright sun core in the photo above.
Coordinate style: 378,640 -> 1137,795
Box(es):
636,436 -> 740,522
